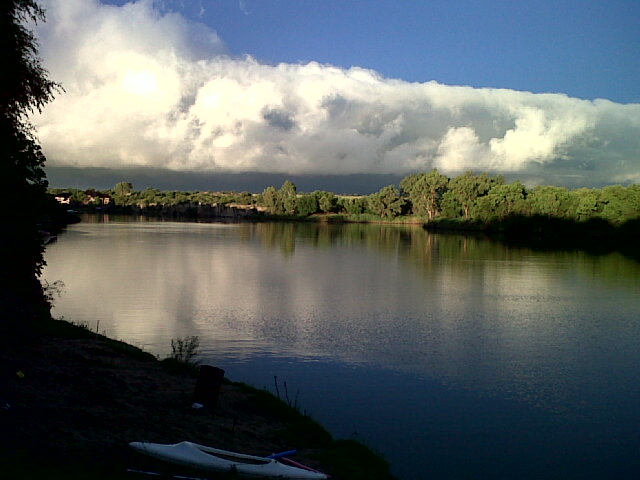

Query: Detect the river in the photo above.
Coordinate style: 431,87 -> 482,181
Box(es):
42,215 -> 640,480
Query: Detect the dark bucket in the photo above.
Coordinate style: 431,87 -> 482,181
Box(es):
192,365 -> 225,408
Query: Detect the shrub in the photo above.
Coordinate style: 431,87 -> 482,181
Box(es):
161,336 -> 201,374
169,335 -> 200,364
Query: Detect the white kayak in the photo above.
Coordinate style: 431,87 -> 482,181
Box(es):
129,441 -> 329,479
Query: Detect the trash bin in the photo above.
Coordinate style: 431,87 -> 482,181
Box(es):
192,365 -> 225,408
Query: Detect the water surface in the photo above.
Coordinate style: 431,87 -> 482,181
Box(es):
43,216 -> 640,479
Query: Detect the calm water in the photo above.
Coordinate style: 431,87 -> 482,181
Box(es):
42,215 -> 640,480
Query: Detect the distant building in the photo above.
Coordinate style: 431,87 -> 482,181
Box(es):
54,192 -> 72,204
84,189 -> 112,205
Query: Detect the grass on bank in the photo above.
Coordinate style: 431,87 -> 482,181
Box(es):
32,317 -> 156,361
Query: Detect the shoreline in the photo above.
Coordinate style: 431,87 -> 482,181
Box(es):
67,207 -> 640,262
0,318 -> 394,480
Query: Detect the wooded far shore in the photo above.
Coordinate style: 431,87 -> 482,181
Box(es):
48,170 -> 640,261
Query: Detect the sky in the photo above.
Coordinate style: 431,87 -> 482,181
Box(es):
32,0 -> 640,193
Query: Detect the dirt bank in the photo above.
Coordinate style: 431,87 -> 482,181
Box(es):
0,320 -> 393,479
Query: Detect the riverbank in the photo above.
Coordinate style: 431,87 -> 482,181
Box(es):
0,318 -> 394,480
80,202 -> 425,225
69,205 -> 640,262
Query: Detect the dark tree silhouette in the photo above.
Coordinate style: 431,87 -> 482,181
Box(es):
1,1 -> 61,325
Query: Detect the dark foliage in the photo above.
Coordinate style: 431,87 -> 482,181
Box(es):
0,0 -> 61,325
486,214 -> 629,256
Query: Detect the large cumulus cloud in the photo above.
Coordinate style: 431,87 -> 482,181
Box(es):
33,0 -> 640,186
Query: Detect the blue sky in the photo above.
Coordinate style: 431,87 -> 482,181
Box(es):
35,0 -> 640,192
139,0 -> 640,104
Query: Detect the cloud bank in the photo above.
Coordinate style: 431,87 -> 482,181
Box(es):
34,0 -> 640,187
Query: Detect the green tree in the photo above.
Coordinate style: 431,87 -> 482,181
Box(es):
139,187 -> 162,206
439,191 -> 465,218
443,172 -> 496,219
192,191 -> 217,205
573,188 -> 602,221
367,185 -> 404,218
527,185 -> 574,219
112,181 -> 134,205
338,196 -> 367,215
1,0 -> 61,324
599,185 -> 640,224
236,191 -> 253,205
69,188 -> 86,204
295,194 -> 318,217
400,169 -> 449,220
114,181 -> 134,196
313,191 -> 337,213
473,182 -> 527,221
261,185 -> 281,214
279,180 -> 297,215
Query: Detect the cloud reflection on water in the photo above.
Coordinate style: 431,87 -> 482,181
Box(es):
43,217 -> 640,419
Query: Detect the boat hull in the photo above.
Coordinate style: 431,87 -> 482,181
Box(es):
129,441 -> 328,479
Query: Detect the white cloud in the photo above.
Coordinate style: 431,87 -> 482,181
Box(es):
33,0 -> 640,186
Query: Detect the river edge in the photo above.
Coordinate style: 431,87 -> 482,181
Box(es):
72,206 -> 640,262
0,318 -> 395,480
